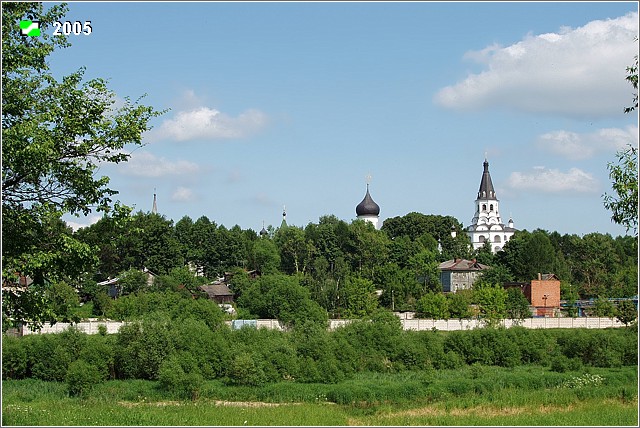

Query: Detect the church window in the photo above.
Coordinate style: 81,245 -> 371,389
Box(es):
482,204 -> 487,211
479,235 -> 485,243
494,235 -> 501,243
490,204 -> 494,211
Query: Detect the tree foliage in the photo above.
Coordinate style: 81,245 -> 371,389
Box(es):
1,2 -> 163,328
603,144 -> 638,236
602,47 -> 638,235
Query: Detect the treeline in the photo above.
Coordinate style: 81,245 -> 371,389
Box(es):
74,210 -> 637,302
3,307 -> 637,398
4,210 -> 635,328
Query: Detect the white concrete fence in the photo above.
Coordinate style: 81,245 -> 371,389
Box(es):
11,316 -> 624,336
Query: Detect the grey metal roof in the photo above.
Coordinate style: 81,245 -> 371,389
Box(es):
438,258 -> 490,271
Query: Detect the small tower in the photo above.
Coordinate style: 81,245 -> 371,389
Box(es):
152,189 -> 158,214
356,174 -> 380,229
280,205 -> 288,229
260,221 -> 268,237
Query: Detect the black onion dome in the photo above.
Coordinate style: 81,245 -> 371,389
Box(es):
356,186 -> 380,216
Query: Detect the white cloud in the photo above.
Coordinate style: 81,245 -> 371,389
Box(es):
157,106 -> 268,142
171,187 -> 195,202
119,151 -> 200,177
434,12 -> 638,118
536,125 -> 638,160
65,214 -> 101,232
507,166 -> 598,193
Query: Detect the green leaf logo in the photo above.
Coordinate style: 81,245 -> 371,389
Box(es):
20,20 -> 40,37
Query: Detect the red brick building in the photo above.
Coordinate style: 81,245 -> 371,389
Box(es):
505,273 -> 561,317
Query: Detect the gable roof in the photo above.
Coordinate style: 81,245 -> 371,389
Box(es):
438,259 -> 490,272
199,283 -> 234,299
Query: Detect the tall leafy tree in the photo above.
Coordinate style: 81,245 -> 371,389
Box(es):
505,287 -> 531,321
415,292 -> 449,319
603,47 -> 638,236
2,2 -> 162,328
603,144 -> 638,236
339,276 -> 379,319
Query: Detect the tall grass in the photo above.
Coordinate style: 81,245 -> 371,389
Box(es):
2,366 -> 637,426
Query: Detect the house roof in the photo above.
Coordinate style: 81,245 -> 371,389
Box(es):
438,259 -> 490,272
199,283 -> 234,299
539,273 -> 560,281
97,277 -> 120,286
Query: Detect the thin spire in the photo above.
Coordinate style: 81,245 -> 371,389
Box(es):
477,159 -> 496,200
152,188 -> 158,214
280,205 -> 288,228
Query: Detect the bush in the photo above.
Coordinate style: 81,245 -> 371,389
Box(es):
158,352 -> 203,400
227,353 -> 267,386
65,359 -> 102,396
79,335 -> 115,380
2,335 -> 27,379
550,355 -> 582,373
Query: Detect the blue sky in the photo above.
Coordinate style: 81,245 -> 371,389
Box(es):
47,1 -> 638,237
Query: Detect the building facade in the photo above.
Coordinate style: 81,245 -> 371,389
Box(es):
439,258 -> 490,293
466,159 -> 517,253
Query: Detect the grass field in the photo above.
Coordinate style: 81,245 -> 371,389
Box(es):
2,366 -> 637,426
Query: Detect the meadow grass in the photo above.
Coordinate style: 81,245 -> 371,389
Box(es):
2,365 -> 637,426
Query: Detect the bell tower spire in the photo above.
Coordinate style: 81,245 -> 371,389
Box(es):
152,188 -> 158,214
466,158 -> 516,253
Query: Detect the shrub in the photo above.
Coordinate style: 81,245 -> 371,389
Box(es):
113,318 -> 176,380
79,335 -> 116,380
227,353 -> 267,386
158,352 -> 203,400
65,359 -> 102,397
550,355 -> 582,373
2,335 -> 27,379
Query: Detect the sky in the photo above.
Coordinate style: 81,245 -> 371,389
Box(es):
40,1 -> 638,237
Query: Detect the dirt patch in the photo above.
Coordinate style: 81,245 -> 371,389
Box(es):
370,402 -> 577,419
118,399 -> 299,408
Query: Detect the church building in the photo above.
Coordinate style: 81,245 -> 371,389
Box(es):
466,158 -> 516,253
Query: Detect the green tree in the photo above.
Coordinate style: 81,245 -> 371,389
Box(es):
603,47 -> 638,235
623,41 -> 638,114
407,249 -> 441,294
348,219 -> 389,279
479,264 -> 514,285
473,282 -> 507,323
236,274 -> 327,328
251,238 -> 281,274
340,276 -> 379,318
615,300 -> 637,327
275,226 -> 313,274
592,297 -> 616,318
447,290 -> 473,319
499,230 -> 555,281
46,280 -> 80,323
2,2 -> 162,328
505,287 -> 530,321
603,144 -> 638,236
415,292 -> 449,319
117,268 -> 149,296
